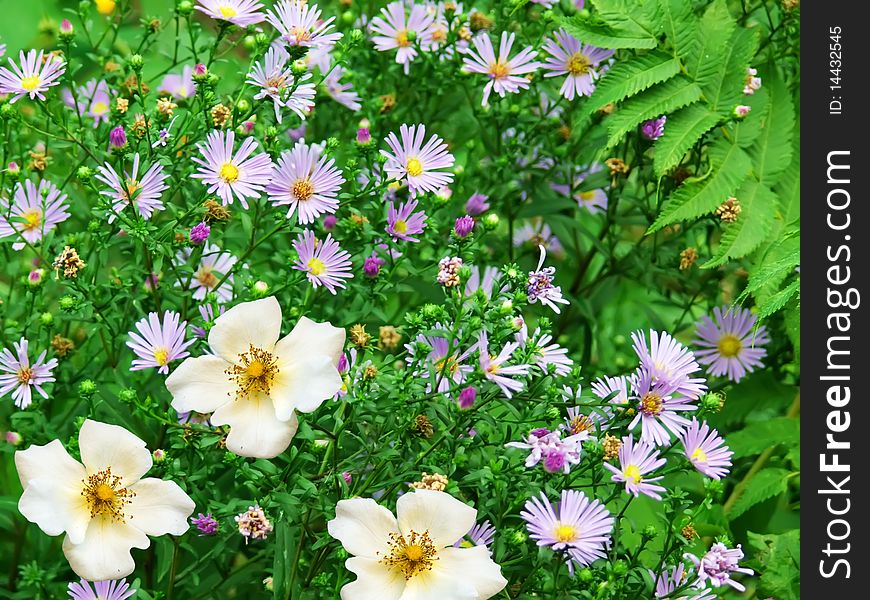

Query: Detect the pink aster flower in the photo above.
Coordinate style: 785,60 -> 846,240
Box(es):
292,229 -> 353,294
693,305 -> 770,382
680,418 -> 733,479
0,179 -> 70,250
266,140 -> 345,224
192,129 -> 274,208
651,564 -> 715,600
62,79 -> 113,127
68,578 -> 136,600
266,0 -> 342,49
370,1 -> 435,73
386,198 -> 428,242
404,325 -> 473,393
195,0 -> 265,26
464,265 -> 499,298
126,311 -> 195,375
323,66 -> 362,111
178,242 -> 238,303
191,512 -> 219,536
541,29 -> 613,100
159,65 -> 197,100
465,192 -> 490,215
0,49 -> 66,103
95,153 -> 169,221
686,542 -> 754,592
381,123 -> 454,197
527,245 -> 569,314
629,369 -> 697,446
505,428 -> 586,474
0,337 -> 57,409
246,46 -> 316,123
521,489 -> 614,572
604,435 -> 667,500
477,330 -> 530,398
516,325 -> 572,376
463,31 -> 540,105
632,329 -> 707,400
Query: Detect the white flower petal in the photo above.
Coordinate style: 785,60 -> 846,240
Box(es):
78,420 -> 152,484
328,497 -> 399,559
62,515 -> 150,581
211,392 -> 298,458
271,352 -> 342,417
209,296 -> 282,362
341,557 -> 405,600
166,354 -> 235,414
430,546 -> 507,599
276,316 -> 345,366
15,439 -> 83,489
396,490 -> 476,549
128,478 -> 195,536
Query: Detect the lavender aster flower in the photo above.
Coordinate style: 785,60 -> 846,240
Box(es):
63,79 -> 113,127
370,2 -> 435,74
190,222 -> 211,244
0,179 -> 70,250
68,578 -> 135,600
651,564 -> 715,599
464,265 -> 498,298
387,198 -> 428,242
521,490 -> 614,571
196,0 -> 265,26
632,329 -> 707,399
517,325 -> 573,376
465,192 -> 490,215
382,123 -> 455,197
95,153 -> 169,221
454,215 -> 475,238
506,428 -> 586,474
191,512 -> 219,535
513,220 -> 563,254
323,66 -> 362,111
266,0 -> 342,49
126,311 -> 195,375
642,116 -> 667,141
604,435 -> 667,500
0,337 -> 58,409
159,65 -> 196,100
292,229 -> 353,294
527,245 -> 569,314
192,129 -> 274,208
246,46 -> 315,123
680,418 -> 733,479
405,325 -> 473,393
551,164 -> 609,214
454,520 -> 496,548
629,369 -> 697,446
478,330 -> 530,398
693,305 -> 770,382
463,32 -> 541,106
686,542 -> 754,592
267,140 -> 345,224
0,49 -> 66,103
541,29 -> 613,100
179,242 -> 238,303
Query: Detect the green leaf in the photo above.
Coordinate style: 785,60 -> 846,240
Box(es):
658,0 -> 695,57
703,179 -> 778,268
702,27 -> 759,115
729,468 -> 790,519
652,104 -> 721,177
727,417 -> 800,459
649,139 -> 751,231
784,298 -> 800,365
732,86 -> 770,147
749,76 -> 796,186
585,52 -> 682,114
560,15 -> 659,49
739,238 -> 800,302
748,530 -> 801,600
757,278 -> 800,320
686,0 -> 735,85
605,78 -> 702,147
272,521 -> 298,600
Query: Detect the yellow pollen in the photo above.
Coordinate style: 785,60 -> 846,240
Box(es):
124,178 -> 142,202
81,467 -> 135,522
432,27 -> 447,43
225,345 -> 279,400
380,530 -> 438,580
196,267 -> 219,288
95,483 -> 115,501
435,355 -> 458,375
92,101 -> 109,115
489,61 -> 510,79
566,52 -> 591,76
486,357 -> 500,374
219,162 -> 240,183
406,157 -> 423,177
396,29 -> 411,47
21,209 -> 42,231
21,75 -> 40,92
554,524 -> 577,543
579,191 -> 596,201
307,257 -> 326,276
624,464 -> 643,484
393,219 -> 408,234
247,360 -> 265,378
640,393 -> 663,416
289,26 -> 312,42
218,5 -> 238,18
292,178 -> 315,201
691,447 -> 708,463
717,334 -> 742,358
153,347 -> 170,366
570,415 -> 594,435
17,367 -> 33,384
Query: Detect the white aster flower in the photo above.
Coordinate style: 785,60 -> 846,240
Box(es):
165,296 -> 344,458
15,420 -> 195,581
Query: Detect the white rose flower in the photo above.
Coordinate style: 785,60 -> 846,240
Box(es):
328,489 -> 508,599
15,419 -> 195,581
166,296 -> 345,458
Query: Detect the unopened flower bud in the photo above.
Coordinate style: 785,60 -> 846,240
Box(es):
291,59 -> 308,76
177,0 -> 194,16
78,379 -> 97,397
127,54 -> 144,72
482,213 -> 499,230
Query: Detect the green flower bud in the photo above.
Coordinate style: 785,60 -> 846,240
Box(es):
513,291 -> 528,304
327,136 -> 340,150
700,392 -> 724,412
127,54 -> 144,72
251,280 -> 269,298
236,98 -> 250,113
291,59 -> 308,76
612,560 -> 628,576
0,103 -> 16,120
499,299 -> 513,314
265,125 -> 279,138
254,32 -> 270,48
577,568 -> 594,583
177,0 -> 193,16
243,35 -> 257,50
118,388 -> 137,403
641,524 -> 658,540
482,213 -> 499,230
78,379 -> 97,397
341,10 -> 354,25
406,29 -> 418,43
345,158 -> 358,169
350,29 -> 364,44
152,448 -> 167,462
509,529 -> 527,544
76,166 -> 94,183
39,312 -> 53,326
59,295 -> 79,312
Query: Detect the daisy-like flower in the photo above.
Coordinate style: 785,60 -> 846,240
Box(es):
68,578 -> 136,600
167,296 -> 344,458
693,305 -> 770,382
590,374 -> 630,405
195,0 -> 265,26
328,489 -> 507,599
604,435 -> 667,500
686,542 -> 754,592
651,564 -> 715,600
180,242 -> 238,303
527,245 -> 569,314
551,164 -> 609,214
541,29 -> 613,100
246,46 -> 316,123
95,153 -> 169,221
266,141 -> 344,224
266,0 -> 342,49
455,520 -> 496,548
386,198 -> 428,242
505,428 -> 586,474
477,330 -> 530,398
0,49 -> 66,103
632,329 -> 707,400
512,220 -> 564,254
381,123 -> 455,197
63,79 -> 113,127
517,325 -> 572,376
521,489 -> 614,572
16,420 -> 195,580
463,31 -> 540,105
680,418 -> 733,479
127,311 -> 195,375
0,179 -> 70,250
323,66 -> 362,111
192,129 -> 274,208
464,265 -> 499,298
159,65 -> 196,100
628,369 -> 697,446
405,326 -> 473,393
292,229 -> 353,294
0,337 -> 58,409
370,2 -> 435,74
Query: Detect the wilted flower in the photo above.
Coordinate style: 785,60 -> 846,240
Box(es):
685,542 -> 754,592
235,505 -> 273,541
527,245 -> 569,314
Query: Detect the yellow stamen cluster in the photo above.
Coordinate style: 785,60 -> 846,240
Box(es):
219,163 -> 240,184
717,334 -> 742,358
553,523 -> 577,543
153,347 -> 170,366
124,178 -> 142,202
292,178 -> 315,201
21,209 -> 42,231
380,530 -> 438,580
196,267 -> 219,289
566,52 -> 591,76
623,464 -> 643,484
395,29 -> 411,47
218,5 -> 238,18
17,367 -> 34,384
691,447 -> 708,463
81,467 -> 135,522
21,75 -> 41,92
405,157 -> 423,177
489,61 -> 510,79
226,345 -> 279,400
639,393 -> 663,416
307,257 -> 327,276
568,414 -> 595,435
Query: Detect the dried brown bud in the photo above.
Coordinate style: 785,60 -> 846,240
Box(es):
204,198 -> 231,222
715,197 -> 742,223
378,326 -> 401,352
51,335 -> 75,358
414,415 -> 434,438
679,247 -> 698,271
409,472 -> 449,491
211,103 -> 232,128
349,324 -> 371,348
52,246 -> 87,279
602,434 -> 622,461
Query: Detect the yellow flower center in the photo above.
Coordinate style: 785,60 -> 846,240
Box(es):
489,61 -> 510,79
226,345 -> 279,400
292,178 -> 315,201
435,355 -> 458,375
640,392 -> 663,416
289,26 -> 312,43
554,524 -> 577,543
92,101 -> 109,115
95,0 -> 116,15
393,219 -> 408,234
153,347 -> 170,366
21,75 -> 41,92
81,467 -> 135,521
395,29 -> 411,47
691,447 -> 708,463
566,52 -> 591,76
623,464 -> 643,484
579,191 -> 596,201
16,367 -> 33,384
380,530 -> 438,580
569,415 -> 594,435
218,5 -> 238,18
406,157 -> 423,177
196,267 -> 219,288
432,27 -> 447,43
21,208 -> 42,231
717,334 -> 742,358
307,257 -> 326,276
124,178 -> 142,202
219,162 -> 240,183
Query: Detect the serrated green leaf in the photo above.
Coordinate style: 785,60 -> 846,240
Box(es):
605,78 -> 702,147
740,238 -> 800,300
703,27 -> 759,115
757,278 -> 800,320
649,139 -> 751,231
785,298 -> 800,365
727,417 -> 800,458
585,52 -> 682,114
653,104 -> 721,177
729,468 -> 790,518
592,0 -> 662,34
560,15 -> 658,49
686,0 -> 735,84
748,530 -> 801,600
733,86 -> 770,147
703,179 -> 778,268
659,0 -> 695,58
750,76 -> 796,186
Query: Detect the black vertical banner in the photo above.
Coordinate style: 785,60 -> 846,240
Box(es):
803,2 -> 867,596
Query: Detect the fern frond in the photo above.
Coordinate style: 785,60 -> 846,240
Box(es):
604,78 -> 702,148
585,52 -> 682,115
652,104 -> 721,177
749,76 -> 796,186
703,179 -> 778,268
